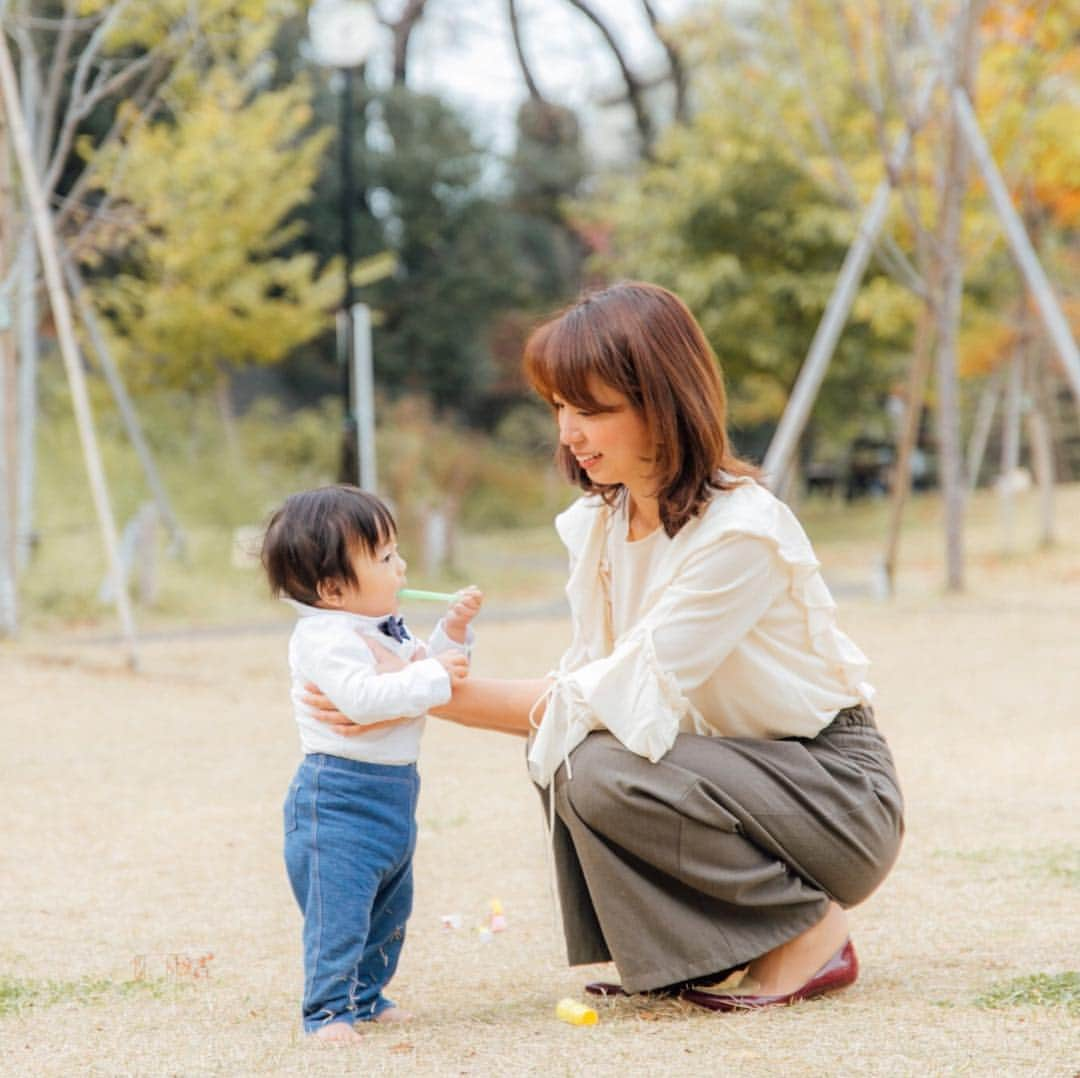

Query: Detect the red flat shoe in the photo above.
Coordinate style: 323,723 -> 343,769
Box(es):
679,939 -> 858,1013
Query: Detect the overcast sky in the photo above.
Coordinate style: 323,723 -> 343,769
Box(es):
374,0 -> 699,159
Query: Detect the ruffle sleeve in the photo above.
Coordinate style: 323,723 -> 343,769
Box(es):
712,483 -> 875,701
530,482 -> 874,788
527,626 -> 704,787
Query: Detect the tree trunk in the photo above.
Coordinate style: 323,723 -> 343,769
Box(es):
933,197 -> 967,590
1025,342 -> 1056,547
508,0 -> 545,102
932,0 -> 981,592
215,370 -> 240,460
965,368 -> 1001,491
0,109 -> 16,635
0,329 -> 15,635
881,298 -> 936,594
640,0 -> 689,123
0,28 -> 138,666
388,0 -> 429,85
998,350 -> 1024,554
14,227 -> 37,573
562,0 -> 654,157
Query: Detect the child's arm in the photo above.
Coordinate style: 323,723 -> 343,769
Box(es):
296,619 -> 453,725
429,586 -> 483,653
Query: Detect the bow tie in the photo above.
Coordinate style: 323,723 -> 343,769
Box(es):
378,616 -> 410,644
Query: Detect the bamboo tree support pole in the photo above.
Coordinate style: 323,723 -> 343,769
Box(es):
912,0 -> 1080,410
0,32 -> 139,668
953,89 -> 1080,410
62,257 -> 187,558
13,50 -> 39,575
880,298 -> 936,595
761,64 -> 941,492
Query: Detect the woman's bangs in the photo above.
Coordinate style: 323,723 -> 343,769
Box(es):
526,315 -> 620,411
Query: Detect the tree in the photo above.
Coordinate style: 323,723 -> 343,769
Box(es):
579,102 -> 914,452
82,64 -> 339,399
785,0 -> 1080,581
359,86 -> 524,419
1,0 -> 315,563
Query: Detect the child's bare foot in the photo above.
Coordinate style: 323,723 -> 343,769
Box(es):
311,1021 -> 364,1045
374,1006 -> 413,1023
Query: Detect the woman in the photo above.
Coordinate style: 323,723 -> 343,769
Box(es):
311,281 -> 904,1011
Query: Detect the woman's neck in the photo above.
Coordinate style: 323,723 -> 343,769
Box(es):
626,493 -> 661,540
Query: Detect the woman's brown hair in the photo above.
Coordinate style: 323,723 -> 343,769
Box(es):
524,281 -> 757,536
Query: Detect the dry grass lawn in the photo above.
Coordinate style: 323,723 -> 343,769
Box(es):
2,486 -> 1079,1076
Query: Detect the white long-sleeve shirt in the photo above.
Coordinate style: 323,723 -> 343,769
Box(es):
527,477 -> 874,786
285,601 -> 471,765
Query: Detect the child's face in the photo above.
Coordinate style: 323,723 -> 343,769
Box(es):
322,534 -> 406,616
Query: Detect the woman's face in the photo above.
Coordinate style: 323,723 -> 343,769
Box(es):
552,378 -> 655,494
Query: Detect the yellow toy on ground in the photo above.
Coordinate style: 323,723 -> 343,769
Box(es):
555,998 -> 598,1026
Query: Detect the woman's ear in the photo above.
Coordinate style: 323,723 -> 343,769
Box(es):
315,577 -> 345,608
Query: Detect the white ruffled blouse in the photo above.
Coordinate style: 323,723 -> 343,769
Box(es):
526,477 -> 874,787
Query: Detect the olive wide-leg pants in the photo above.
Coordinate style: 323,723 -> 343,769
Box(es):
542,707 -> 904,993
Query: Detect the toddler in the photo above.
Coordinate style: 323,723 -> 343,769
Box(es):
261,484 -> 482,1042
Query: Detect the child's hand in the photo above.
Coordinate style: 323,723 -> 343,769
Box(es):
443,585 -> 483,644
435,650 -> 470,684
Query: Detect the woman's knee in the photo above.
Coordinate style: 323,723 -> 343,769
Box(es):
561,733 -> 686,837
561,734 -> 633,828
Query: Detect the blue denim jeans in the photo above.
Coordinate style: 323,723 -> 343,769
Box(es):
283,754 -> 419,1032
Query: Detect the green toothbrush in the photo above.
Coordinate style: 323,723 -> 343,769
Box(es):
398,588 -> 458,602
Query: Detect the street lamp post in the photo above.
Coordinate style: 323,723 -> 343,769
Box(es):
308,0 -> 378,487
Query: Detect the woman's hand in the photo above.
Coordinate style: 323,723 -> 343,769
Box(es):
303,638 -> 410,736
303,683 -> 412,736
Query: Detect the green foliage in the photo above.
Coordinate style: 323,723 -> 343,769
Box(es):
974,972 -> 1080,1015
504,99 -> 587,308
25,357 -> 565,627
493,401 -> 558,459
84,63 -> 338,392
362,88 -> 526,416
510,99 -> 586,219
79,0 -> 288,65
236,397 -> 342,478
376,395 -> 564,537
582,126 -> 911,434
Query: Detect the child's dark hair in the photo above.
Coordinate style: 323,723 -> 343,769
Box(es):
261,485 -> 397,605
